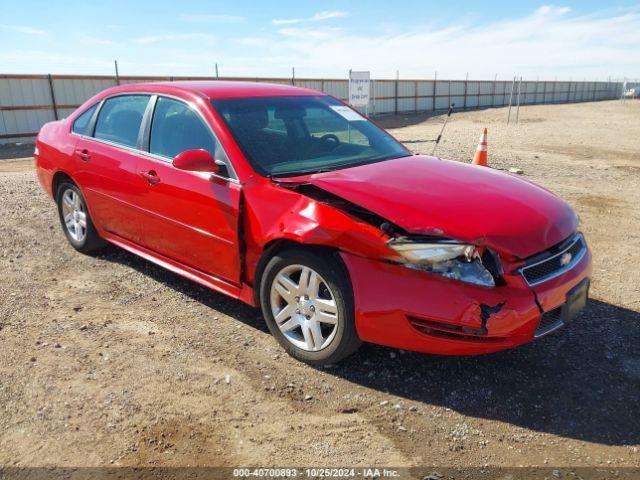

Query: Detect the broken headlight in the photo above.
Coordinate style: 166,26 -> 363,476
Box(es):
388,240 -> 496,287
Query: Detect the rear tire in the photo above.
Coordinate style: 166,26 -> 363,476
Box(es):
260,248 -> 361,365
56,181 -> 105,254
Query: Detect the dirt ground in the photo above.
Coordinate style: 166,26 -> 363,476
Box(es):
0,100 -> 638,471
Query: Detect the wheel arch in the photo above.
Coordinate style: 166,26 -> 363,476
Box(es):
51,170 -> 76,199
252,238 -> 351,307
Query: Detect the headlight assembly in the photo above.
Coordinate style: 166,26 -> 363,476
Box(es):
388,239 -> 496,287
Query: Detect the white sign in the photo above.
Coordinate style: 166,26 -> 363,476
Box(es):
349,71 -> 370,107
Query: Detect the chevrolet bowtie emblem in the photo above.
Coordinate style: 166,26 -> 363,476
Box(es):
560,252 -> 572,267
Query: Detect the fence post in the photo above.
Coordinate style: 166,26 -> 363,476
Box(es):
414,80 -> 418,113
432,71 -> 437,112
463,72 -> 468,110
506,76 -> 515,124
47,74 -> 58,121
491,74 -> 496,107
394,76 -> 399,115
372,79 -> 376,115
515,77 -> 522,123
448,79 -> 451,110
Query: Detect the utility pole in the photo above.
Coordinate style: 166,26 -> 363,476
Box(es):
114,60 -> 120,85
215,63 -> 219,78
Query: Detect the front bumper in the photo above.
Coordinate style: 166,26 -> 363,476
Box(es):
340,245 -> 592,355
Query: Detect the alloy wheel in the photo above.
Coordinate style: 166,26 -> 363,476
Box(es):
61,188 -> 87,243
270,264 -> 339,351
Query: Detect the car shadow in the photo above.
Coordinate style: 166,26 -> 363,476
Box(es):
334,298 -> 640,447
98,246 -> 640,447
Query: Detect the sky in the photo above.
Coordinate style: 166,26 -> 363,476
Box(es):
1,0 -> 639,80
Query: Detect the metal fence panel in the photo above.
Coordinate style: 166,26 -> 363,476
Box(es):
416,97 -> 431,111
416,81 -> 434,96
450,81 -> 465,95
0,73 -> 625,143
397,81 -> 414,97
0,77 -> 50,106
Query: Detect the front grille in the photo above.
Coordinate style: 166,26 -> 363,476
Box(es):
520,233 -> 586,286
535,306 -> 564,337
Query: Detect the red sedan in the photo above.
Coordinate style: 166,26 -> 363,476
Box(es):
35,81 -> 592,364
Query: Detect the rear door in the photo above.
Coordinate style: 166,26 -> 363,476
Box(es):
134,95 -> 242,284
73,94 -> 151,242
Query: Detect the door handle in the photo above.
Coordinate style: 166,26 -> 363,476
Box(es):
74,148 -> 91,161
139,170 -> 161,185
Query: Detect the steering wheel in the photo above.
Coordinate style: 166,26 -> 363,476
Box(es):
319,133 -> 341,149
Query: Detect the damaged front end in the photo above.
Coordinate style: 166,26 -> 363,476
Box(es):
254,178 -> 557,354
274,179 -> 506,289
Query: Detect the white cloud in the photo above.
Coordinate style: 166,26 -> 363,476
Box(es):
255,6 -> 640,80
535,5 -> 572,16
0,24 -> 47,36
277,26 -> 343,39
134,33 -> 216,44
0,49 -> 113,71
3,6 -> 639,81
273,10 -> 348,25
235,36 -> 269,46
180,14 -> 245,23
76,34 -> 120,46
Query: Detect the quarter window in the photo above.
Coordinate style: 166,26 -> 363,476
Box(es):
71,103 -> 98,136
150,97 -> 228,164
94,95 -> 150,148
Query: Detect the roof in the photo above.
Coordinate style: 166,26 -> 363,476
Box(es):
140,81 -> 323,99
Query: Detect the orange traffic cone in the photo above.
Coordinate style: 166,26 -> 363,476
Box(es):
472,128 -> 488,166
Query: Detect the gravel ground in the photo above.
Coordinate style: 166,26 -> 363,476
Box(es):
0,100 -> 638,470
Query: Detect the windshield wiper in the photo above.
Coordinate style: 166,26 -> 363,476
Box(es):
271,153 -> 413,179
271,167 -> 334,178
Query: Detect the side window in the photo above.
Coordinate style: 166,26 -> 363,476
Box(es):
94,95 -> 150,148
71,103 -> 98,136
150,97 -> 229,164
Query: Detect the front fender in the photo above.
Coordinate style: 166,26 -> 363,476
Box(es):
241,177 -> 394,284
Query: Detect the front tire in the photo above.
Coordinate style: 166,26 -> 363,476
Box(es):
260,248 -> 361,365
56,181 -> 104,253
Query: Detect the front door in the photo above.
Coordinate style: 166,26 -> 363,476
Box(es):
134,96 -> 242,284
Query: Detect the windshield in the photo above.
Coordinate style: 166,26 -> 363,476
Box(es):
210,95 -> 410,177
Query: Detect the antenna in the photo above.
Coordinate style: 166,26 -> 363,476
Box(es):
431,104 -> 455,156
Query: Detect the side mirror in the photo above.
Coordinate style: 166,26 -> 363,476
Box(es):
173,149 -> 220,174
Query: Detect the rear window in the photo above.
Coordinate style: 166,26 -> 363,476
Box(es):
71,103 -> 98,136
94,95 -> 150,148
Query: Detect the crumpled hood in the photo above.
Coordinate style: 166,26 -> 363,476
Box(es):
308,155 -> 578,258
